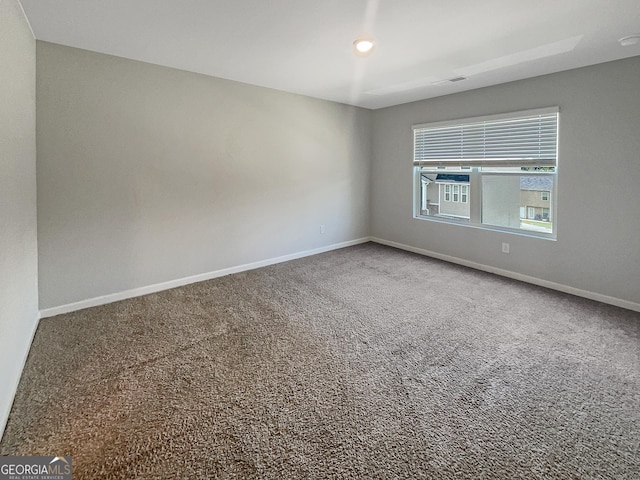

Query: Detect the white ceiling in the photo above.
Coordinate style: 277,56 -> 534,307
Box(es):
19,0 -> 640,109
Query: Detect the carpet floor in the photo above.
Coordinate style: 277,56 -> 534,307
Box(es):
1,243 -> 639,479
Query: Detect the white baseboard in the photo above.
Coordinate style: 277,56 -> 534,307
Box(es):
40,237 -> 371,318
371,237 -> 640,313
39,235 -> 640,317
0,311 -> 40,437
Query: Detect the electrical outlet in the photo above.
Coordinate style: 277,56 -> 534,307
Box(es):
320,224 -> 326,234
502,242 -> 510,254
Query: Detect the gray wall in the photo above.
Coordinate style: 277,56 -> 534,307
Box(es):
37,42 -> 371,309
371,56 -> 640,306
0,0 -> 38,435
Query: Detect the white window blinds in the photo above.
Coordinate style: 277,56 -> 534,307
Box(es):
413,107 -> 559,167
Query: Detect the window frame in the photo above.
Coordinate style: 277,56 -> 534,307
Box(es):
412,107 -> 559,240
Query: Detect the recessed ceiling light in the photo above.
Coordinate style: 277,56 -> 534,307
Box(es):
353,37 -> 375,56
618,35 -> 640,47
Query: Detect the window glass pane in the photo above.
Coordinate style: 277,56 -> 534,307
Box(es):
419,174 -> 470,220
482,175 -> 553,234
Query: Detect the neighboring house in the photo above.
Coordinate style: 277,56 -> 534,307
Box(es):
520,176 -> 552,221
421,173 -> 470,219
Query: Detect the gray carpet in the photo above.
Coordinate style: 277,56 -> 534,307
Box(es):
1,242 -> 639,479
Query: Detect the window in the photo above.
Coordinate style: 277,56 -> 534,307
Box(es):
414,107 -> 558,238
